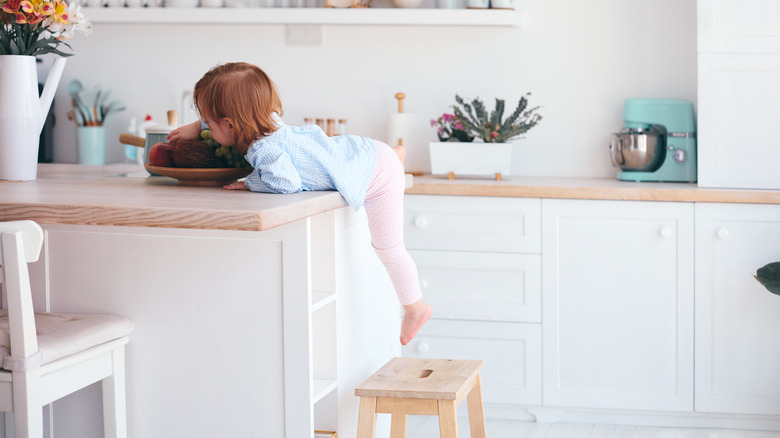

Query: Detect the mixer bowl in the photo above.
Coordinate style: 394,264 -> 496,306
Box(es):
609,127 -> 666,172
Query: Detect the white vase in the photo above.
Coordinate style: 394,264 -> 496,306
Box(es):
429,141 -> 512,177
0,56 -> 66,181
465,0 -> 488,8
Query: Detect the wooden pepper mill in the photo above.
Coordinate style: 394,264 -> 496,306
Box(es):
395,92 -> 405,147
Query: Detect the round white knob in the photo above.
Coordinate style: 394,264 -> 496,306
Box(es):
414,216 -> 427,228
419,279 -> 429,290
717,227 -> 729,239
659,226 -> 672,238
416,342 -> 429,354
672,148 -> 687,163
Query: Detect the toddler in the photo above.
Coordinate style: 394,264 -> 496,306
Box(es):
168,62 -> 431,345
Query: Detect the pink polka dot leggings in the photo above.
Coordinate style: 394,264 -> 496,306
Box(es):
363,140 -> 422,306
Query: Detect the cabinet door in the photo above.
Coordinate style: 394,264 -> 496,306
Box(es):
695,203 -> 780,415
542,199 -> 694,412
698,0 -> 780,54
698,53 -> 780,189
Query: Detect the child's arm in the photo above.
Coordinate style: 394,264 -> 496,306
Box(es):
167,121 -> 202,143
223,181 -> 247,190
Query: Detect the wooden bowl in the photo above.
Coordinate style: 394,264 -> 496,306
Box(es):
144,164 -> 252,187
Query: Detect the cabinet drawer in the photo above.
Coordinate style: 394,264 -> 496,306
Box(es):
411,250 -> 541,323
404,195 -> 540,253
402,319 -> 541,406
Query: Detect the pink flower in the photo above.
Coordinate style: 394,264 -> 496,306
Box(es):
2,0 -> 22,13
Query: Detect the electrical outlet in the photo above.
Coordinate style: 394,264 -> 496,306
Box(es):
286,25 -> 323,46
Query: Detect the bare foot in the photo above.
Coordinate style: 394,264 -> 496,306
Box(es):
400,300 -> 432,346
393,145 -> 407,164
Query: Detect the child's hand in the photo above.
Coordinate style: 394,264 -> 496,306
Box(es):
167,121 -> 201,143
223,181 -> 248,191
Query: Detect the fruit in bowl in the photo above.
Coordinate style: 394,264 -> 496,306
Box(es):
148,130 -> 252,170
148,142 -> 174,167
146,129 -> 253,186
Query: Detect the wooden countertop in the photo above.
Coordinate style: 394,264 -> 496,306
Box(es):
3,166 -> 778,232
405,175 -> 780,204
0,163 -> 348,231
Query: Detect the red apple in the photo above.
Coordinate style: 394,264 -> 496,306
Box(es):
149,142 -> 174,167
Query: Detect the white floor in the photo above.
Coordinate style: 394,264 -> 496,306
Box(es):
405,416 -> 780,438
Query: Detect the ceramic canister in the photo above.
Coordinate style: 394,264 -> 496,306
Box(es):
143,124 -> 175,175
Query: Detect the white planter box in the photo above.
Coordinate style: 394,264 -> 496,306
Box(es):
429,142 -> 512,177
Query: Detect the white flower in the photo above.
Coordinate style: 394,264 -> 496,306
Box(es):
58,2 -> 92,40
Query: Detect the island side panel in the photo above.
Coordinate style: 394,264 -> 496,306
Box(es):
333,207 -> 401,437
40,224 -> 292,438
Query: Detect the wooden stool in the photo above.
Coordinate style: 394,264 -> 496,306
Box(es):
355,358 -> 486,438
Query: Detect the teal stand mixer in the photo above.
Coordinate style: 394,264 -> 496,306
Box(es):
609,98 -> 697,182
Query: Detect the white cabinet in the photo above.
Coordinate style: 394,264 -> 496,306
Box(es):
694,203 -> 780,416
697,0 -> 780,54
697,53 -> 780,189
541,199 -> 695,412
402,195 -> 543,408
697,0 -> 780,189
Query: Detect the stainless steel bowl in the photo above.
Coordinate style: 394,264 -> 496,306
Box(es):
609,126 -> 666,172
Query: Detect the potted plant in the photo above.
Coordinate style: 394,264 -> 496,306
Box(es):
431,113 -> 474,142
429,94 -> 542,178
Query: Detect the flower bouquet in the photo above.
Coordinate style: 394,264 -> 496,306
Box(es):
0,0 -> 92,56
431,113 -> 474,142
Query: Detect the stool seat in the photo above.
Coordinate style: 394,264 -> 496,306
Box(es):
355,358 -> 486,438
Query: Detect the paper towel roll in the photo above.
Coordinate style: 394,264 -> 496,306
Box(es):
387,113 -> 435,174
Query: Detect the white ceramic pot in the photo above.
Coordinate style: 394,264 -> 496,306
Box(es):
0,56 -> 66,181
429,141 -> 512,177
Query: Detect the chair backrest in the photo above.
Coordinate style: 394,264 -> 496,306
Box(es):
0,220 -> 45,365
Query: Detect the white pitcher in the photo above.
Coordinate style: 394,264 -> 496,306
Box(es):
0,56 -> 66,181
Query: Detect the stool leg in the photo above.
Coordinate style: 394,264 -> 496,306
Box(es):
357,396 -> 378,438
390,414 -> 407,438
437,399 -> 459,438
467,374 -> 487,438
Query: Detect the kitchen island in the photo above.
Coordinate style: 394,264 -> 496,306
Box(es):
0,163 -> 399,438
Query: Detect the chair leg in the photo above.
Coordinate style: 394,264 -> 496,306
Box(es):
437,399 -> 458,438
466,374 -> 487,438
356,396 -> 377,438
12,371 -> 43,438
390,413 -> 407,438
102,348 -> 128,438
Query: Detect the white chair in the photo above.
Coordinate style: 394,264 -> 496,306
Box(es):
0,220 -> 132,437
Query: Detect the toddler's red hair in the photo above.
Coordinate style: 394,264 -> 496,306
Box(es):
193,62 -> 283,155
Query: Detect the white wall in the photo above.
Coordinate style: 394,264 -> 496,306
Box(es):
43,0 -> 697,178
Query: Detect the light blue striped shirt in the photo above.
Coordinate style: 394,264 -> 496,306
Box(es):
244,120 -> 377,210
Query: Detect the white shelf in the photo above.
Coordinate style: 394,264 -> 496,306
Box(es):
312,290 -> 336,312
84,7 -> 520,26
313,378 -> 338,404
